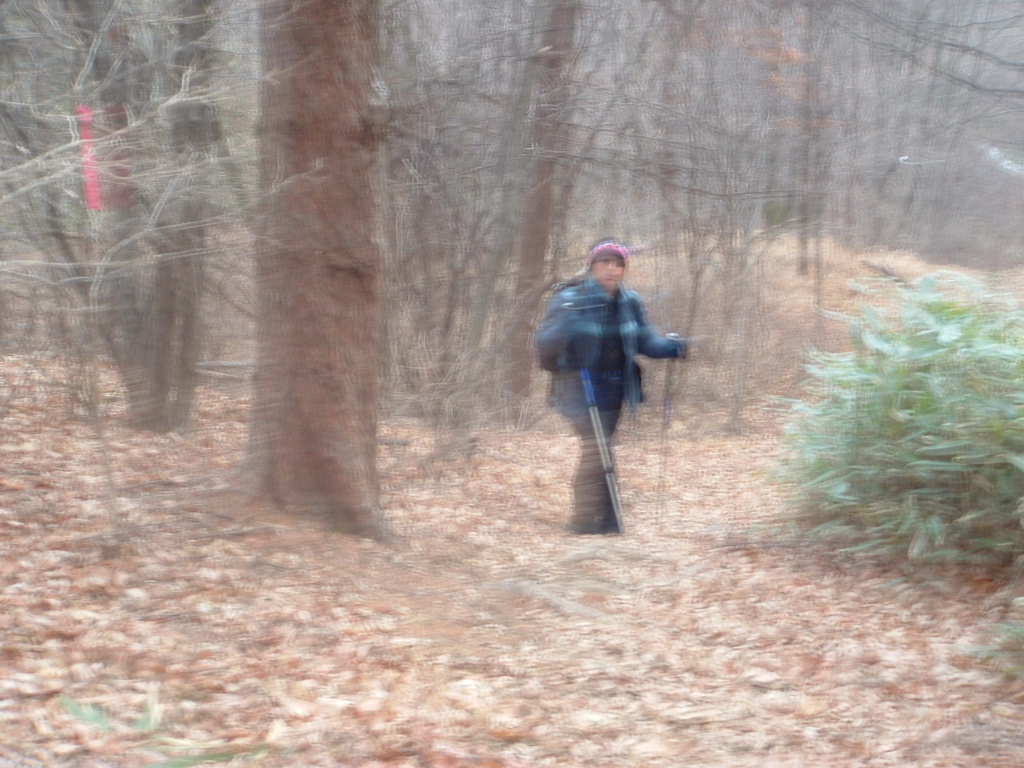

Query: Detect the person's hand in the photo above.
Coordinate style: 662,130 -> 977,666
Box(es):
667,333 -> 688,359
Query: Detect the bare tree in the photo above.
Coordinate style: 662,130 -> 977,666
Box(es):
0,0 -> 240,430
124,0 -> 225,431
832,0 -> 1024,264
65,0 -> 160,425
507,0 -> 580,410
245,0 -> 387,537
8,0 -> 1024,442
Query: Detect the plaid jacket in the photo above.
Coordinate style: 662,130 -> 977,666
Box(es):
535,277 -> 682,420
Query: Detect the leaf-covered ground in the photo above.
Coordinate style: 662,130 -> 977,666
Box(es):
3,356 -> 1024,768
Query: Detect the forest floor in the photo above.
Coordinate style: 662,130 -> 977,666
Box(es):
4,352 -> 1024,768
6,243 -> 1024,767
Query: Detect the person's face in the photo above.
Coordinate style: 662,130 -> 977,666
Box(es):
591,256 -> 626,295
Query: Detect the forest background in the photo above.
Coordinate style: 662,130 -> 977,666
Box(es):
5,0 -> 1024,447
4,0 -> 1024,766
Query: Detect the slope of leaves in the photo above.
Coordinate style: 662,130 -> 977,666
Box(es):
2,355 -> 1024,767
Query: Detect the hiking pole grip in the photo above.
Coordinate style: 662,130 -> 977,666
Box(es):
580,366 -> 597,406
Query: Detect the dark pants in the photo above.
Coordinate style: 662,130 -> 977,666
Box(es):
570,406 -> 622,534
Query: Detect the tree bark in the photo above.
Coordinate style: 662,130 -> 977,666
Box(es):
507,0 -> 579,410
246,0 -> 385,537
133,0 -> 218,431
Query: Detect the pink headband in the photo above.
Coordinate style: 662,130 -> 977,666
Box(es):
587,242 -> 630,263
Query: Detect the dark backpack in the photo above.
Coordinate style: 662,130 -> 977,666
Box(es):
536,278 -> 585,373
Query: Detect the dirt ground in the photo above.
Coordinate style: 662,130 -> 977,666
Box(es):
3,351 -> 1024,768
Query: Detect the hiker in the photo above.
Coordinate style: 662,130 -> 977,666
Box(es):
535,240 -> 686,535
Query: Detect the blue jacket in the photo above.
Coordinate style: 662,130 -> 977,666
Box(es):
535,277 -> 683,421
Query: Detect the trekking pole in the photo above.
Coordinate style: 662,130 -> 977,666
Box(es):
662,334 -> 680,430
656,335 -> 680,521
580,367 -> 625,534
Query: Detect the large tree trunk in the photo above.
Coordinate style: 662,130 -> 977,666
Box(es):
507,0 -> 579,410
246,0 -> 385,538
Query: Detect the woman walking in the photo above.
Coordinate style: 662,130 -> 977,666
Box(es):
535,240 -> 685,534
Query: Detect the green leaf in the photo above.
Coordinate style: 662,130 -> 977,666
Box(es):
147,755 -> 245,768
860,328 -> 894,355
60,696 -> 111,733
147,749 -> 270,768
1002,453 -> 1024,474
937,323 -> 962,345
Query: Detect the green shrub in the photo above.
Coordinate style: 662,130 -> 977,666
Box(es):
777,272 -> 1024,563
